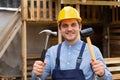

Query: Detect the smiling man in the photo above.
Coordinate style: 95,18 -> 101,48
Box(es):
32,6 -> 112,80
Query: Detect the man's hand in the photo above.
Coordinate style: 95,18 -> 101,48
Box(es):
90,60 -> 105,77
33,61 -> 46,76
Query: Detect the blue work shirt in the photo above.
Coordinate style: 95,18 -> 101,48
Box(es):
32,40 -> 112,80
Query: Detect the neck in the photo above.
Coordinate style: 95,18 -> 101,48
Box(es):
66,38 -> 80,46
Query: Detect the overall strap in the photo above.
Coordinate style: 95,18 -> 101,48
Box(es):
76,42 -> 86,69
55,43 -> 62,69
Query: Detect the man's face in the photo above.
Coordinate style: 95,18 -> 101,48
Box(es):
59,19 -> 81,43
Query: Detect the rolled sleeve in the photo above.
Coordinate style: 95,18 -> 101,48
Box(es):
31,70 -> 42,80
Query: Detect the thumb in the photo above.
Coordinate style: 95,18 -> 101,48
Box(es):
44,60 -> 47,65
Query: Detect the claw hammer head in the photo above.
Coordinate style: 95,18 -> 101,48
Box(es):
39,29 -> 57,49
39,29 -> 57,36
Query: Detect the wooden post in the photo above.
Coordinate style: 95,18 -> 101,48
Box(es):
56,0 -> 62,43
21,0 -> 27,80
21,0 -> 28,20
37,0 -> 40,20
31,0 -> 35,20
43,0 -> 47,19
76,4 -> 80,13
76,4 -> 81,40
49,0 -> 52,20
22,21 -> 27,80
55,0 -> 58,20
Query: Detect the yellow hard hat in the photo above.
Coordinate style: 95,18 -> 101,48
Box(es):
57,6 -> 82,23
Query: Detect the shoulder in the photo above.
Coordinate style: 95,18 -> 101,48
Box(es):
84,43 -> 102,55
84,42 -> 100,51
47,42 -> 63,53
48,43 -> 61,50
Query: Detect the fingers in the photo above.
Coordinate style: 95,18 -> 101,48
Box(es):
90,60 -> 105,76
33,61 -> 46,76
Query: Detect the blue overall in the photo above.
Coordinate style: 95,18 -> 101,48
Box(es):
52,42 -> 86,80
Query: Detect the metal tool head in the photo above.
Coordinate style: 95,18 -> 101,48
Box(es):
39,29 -> 57,36
39,29 -> 57,50
80,27 -> 94,38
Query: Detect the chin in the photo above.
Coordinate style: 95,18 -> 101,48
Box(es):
66,38 -> 74,41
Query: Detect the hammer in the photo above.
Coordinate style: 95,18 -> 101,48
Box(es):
80,27 -> 96,61
39,29 -> 57,61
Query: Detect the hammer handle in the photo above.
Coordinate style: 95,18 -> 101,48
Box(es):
86,37 -> 96,61
40,49 -> 46,62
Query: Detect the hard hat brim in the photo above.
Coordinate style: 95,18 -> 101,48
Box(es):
57,18 -> 82,24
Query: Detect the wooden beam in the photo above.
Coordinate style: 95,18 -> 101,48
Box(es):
0,15 -> 21,46
0,22 -> 22,58
0,6 -> 21,36
61,0 -> 120,6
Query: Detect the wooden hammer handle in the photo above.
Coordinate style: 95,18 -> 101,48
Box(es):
86,37 -> 96,61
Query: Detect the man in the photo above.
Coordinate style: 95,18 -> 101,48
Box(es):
32,6 -> 112,80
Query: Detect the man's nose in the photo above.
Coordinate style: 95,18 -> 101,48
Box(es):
67,25 -> 73,31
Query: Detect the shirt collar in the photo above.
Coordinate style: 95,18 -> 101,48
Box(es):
63,40 -> 83,49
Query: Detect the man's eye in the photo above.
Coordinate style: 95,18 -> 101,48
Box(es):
62,24 -> 68,28
71,23 -> 77,27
